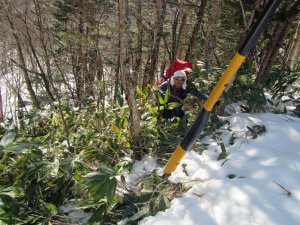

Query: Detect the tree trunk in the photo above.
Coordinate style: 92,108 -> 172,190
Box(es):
256,0 -> 300,82
142,0 -> 167,89
17,93 -> 25,130
185,0 -> 207,62
172,0 -> 188,61
119,0 -> 142,156
0,84 -> 4,123
203,0 -> 224,66
256,20 -> 284,82
287,21 -> 300,70
96,49 -> 106,124
77,3 -> 95,99
25,20 -> 55,101
263,20 -> 294,75
133,0 -> 143,88
114,56 -> 120,104
3,1 -> 40,110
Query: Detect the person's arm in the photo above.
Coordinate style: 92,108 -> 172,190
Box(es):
157,82 -> 168,99
189,87 -> 221,106
189,87 -> 208,101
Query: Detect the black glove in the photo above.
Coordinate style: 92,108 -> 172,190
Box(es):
215,100 -> 221,107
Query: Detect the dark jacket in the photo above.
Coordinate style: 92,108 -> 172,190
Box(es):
158,81 -> 208,119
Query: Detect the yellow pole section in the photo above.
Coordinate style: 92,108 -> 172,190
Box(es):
164,144 -> 187,174
204,52 -> 246,111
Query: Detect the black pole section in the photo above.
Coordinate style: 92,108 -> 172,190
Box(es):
239,0 -> 282,56
164,0 -> 282,175
180,109 -> 210,151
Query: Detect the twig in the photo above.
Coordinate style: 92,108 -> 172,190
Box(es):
273,181 -> 292,196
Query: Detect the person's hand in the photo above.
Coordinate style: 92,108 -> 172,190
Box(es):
215,100 -> 221,107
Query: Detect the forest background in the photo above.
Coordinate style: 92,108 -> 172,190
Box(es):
0,0 -> 299,224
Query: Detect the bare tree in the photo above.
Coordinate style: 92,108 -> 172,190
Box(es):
119,0 -> 142,157
171,0 -> 188,61
142,0 -> 168,89
3,0 -> 40,110
185,0 -> 207,62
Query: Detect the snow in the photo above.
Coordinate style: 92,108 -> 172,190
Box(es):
130,112 -> 300,225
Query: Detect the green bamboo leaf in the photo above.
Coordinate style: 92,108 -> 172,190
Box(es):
94,181 -> 109,202
157,92 -> 165,105
165,102 -> 180,110
95,112 -> 101,119
157,128 -> 168,141
0,194 -> 20,215
220,143 -> 226,154
4,143 -> 32,153
107,177 -> 117,204
217,143 -> 228,160
12,154 -> 31,168
136,85 -> 143,97
143,87 -> 149,99
151,85 -> 158,91
117,93 -> 124,107
128,207 -> 149,221
116,118 -> 122,128
159,196 -> 170,211
87,179 -> 107,194
87,204 -> 107,223
246,126 -> 258,139
100,166 -> 117,176
138,192 -> 160,203
83,171 -> 109,181
38,165 -> 52,182
25,161 -> 49,179
121,175 -> 126,184
154,106 -> 165,111
41,201 -> 51,215
0,132 -> 16,147
164,88 -> 170,104
41,201 -> 58,216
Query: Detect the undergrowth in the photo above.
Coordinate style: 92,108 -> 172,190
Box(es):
0,64 -> 298,224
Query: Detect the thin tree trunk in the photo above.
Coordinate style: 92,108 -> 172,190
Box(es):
256,20 -> 283,82
17,93 -> 25,130
256,0 -> 300,82
96,49 -> 106,124
133,0 -> 143,88
143,0 -> 167,89
203,0 -> 224,66
77,3 -> 95,99
0,84 -> 4,123
185,0 -> 207,62
3,1 -> 40,110
24,14 -> 55,101
172,0 -> 188,61
287,22 -> 300,70
72,52 -> 84,107
114,56 -> 120,104
119,0 -> 142,156
263,20 -> 294,75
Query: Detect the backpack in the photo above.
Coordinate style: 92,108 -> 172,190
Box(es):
156,59 -> 193,86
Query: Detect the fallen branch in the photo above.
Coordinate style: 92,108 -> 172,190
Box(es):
273,181 -> 292,196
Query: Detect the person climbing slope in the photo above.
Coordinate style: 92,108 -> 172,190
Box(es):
158,70 -> 209,120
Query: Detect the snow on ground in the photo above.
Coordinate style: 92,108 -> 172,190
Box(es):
136,113 -> 300,225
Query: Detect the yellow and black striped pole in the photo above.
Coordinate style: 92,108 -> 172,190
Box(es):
164,0 -> 282,175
